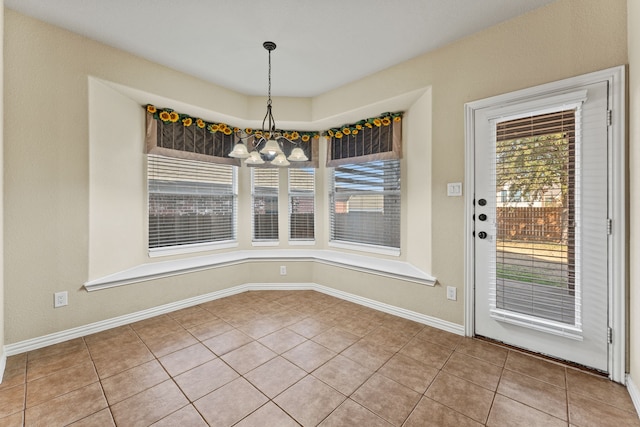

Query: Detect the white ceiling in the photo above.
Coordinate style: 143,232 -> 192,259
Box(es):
6,0 -> 557,97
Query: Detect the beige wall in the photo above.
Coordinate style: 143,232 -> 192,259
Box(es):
3,0 -> 629,344
315,0 -> 628,304
628,0 -> 640,383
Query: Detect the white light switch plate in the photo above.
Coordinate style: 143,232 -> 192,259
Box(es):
447,182 -> 462,197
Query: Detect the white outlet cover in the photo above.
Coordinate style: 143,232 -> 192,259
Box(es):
447,182 -> 463,197
446,286 -> 457,301
54,291 -> 68,308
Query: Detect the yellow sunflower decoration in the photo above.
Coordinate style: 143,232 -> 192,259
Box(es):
145,104 -> 320,145
323,112 -> 403,139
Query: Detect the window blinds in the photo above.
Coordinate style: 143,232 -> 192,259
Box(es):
252,168 -> 279,241
330,160 -> 401,249
148,154 -> 237,249
288,168 -> 315,241
494,109 -> 578,324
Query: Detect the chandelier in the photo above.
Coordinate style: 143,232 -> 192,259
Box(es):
228,41 -> 308,166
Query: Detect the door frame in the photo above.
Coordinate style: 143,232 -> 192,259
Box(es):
463,66 -> 626,382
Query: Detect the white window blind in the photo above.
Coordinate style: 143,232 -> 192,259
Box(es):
330,160 -> 400,250
252,168 -> 279,242
494,109 -> 578,325
288,168 -> 315,241
148,154 -> 237,250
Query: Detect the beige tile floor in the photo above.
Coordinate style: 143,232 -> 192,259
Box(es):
0,290 -> 638,426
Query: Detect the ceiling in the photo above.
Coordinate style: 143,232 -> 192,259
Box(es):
6,0 -> 557,97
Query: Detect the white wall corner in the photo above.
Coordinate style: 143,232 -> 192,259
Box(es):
0,349 -> 6,384
626,374 -> 640,418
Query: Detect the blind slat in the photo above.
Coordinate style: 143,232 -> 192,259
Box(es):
252,168 -> 279,241
148,154 -> 237,249
289,168 -> 315,241
330,160 -> 400,249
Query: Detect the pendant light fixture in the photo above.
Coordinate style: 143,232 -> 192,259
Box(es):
228,41 -> 309,166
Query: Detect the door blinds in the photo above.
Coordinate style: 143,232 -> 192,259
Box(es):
494,109 -> 578,325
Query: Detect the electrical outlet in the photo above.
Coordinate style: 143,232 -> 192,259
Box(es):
446,286 -> 457,301
280,265 -> 287,275
54,291 -> 68,308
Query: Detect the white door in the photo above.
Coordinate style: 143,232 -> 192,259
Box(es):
472,80 -> 610,372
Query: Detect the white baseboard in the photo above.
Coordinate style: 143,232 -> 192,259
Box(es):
4,282 -> 463,356
308,283 -> 464,335
626,374 -> 640,418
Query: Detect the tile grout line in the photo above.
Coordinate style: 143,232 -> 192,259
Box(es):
10,290 -> 637,426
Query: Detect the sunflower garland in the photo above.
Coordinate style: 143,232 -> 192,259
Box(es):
323,112 -> 403,139
146,104 -> 320,141
147,105 -> 401,142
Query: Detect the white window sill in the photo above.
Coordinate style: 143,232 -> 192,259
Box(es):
84,249 -> 436,291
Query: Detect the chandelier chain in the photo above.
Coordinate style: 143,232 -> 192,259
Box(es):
268,48 -> 272,106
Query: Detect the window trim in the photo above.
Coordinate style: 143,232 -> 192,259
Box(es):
328,241 -> 400,257
149,240 -> 238,258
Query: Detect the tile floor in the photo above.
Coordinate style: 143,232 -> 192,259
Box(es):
0,290 -> 638,426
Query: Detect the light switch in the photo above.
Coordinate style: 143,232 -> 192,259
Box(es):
447,182 -> 463,197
